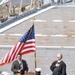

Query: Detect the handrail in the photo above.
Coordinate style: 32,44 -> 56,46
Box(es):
0,3 -> 51,29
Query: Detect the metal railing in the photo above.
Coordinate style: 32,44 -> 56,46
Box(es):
0,8 -> 37,29
0,0 -> 73,29
0,3 -> 51,29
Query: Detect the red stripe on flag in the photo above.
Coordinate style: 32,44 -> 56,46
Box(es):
5,51 -> 10,63
23,46 -> 35,50
10,42 -> 24,62
21,50 -> 36,55
25,41 -> 35,44
7,43 -> 20,62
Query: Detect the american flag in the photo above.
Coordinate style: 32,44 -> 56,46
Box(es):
0,25 -> 36,66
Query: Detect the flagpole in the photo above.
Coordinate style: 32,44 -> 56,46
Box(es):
34,52 -> 37,68
31,18 -> 37,72
33,18 -> 36,68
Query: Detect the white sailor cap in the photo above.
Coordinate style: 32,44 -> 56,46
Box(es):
35,68 -> 41,72
1,71 -> 10,75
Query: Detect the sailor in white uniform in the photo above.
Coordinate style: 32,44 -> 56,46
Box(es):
1,71 -> 10,75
